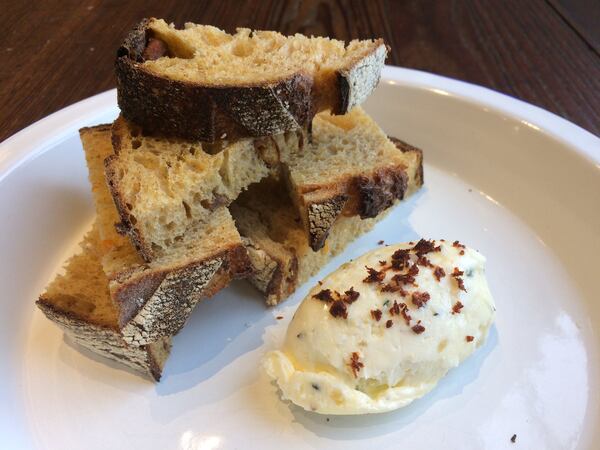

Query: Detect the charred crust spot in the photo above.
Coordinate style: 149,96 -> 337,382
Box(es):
356,169 -> 408,219
329,300 -> 348,319
412,291 -> 431,308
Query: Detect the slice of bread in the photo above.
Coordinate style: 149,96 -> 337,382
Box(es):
107,116 -> 283,261
116,18 -> 387,141
81,125 -> 250,346
231,178 -> 387,306
37,226 -> 171,381
280,107 -> 424,250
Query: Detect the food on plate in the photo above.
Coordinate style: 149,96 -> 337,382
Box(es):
116,18 -> 387,141
280,107 -> 423,251
81,125 -> 250,346
232,134 -> 423,305
263,239 -> 495,414
37,226 -> 171,381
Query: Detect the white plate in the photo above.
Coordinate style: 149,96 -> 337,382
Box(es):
1,67 -> 599,450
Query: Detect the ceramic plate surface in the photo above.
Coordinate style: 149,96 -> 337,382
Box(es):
1,67 -> 599,450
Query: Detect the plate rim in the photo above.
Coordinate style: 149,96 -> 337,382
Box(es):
1,65 -> 598,185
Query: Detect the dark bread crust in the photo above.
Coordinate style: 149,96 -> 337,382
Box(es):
115,19 -> 385,142
113,241 -> 251,346
356,168 -> 408,218
36,298 -> 169,381
389,136 -> 424,186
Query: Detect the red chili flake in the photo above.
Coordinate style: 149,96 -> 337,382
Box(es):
452,267 -> 467,292
452,267 -> 464,277
329,300 -> 348,319
391,248 -> 411,270
379,260 -> 387,266
412,291 -> 431,308
348,352 -> 364,377
276,316 -> 283,320
417,256 -> 433,267
386,319 -> 393,328
510,434 -> 517,443
371,309 -> 382,321
343,287 -> 360,304
389,300 -> 401,316
363,266 -> 385,283
378,240 -> 385,245
433,266 -> 446,281
460,250 -> 465,255
453,240 -> 466,249
313,289 -> 334,302
400,302 -> 412,325
318,280 -> 323,286
452,301 -> 464,314
391,272 -> 417,286
413,239 -> 441,256
466,335 -> 474,342
412,321 -> 426,334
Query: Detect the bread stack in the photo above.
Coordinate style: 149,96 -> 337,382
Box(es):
37,19 -> 424,381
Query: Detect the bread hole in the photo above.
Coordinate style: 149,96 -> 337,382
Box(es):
130,127 -> 141,138
125,203 -> 133,211
232,40 -> 255,57
200,199 -> 211,209
174,235 -> 183,243
128,214 -> 137,225
189,146 -> 196,156
166,222 -> 176,231
131,139 -> 142,149
437,339 -> 448,352
182,201 -> 192,219
164,238 -> 172,247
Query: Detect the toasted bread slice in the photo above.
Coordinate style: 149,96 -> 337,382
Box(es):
107,116 -> 283,261
280,108 -> 424,250
116,18 -> 387,141
36,226 -> 171,381
81,125 -> 250,346
231,178 -> 387,306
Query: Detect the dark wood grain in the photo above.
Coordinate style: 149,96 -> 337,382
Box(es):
1,0 -> 599,142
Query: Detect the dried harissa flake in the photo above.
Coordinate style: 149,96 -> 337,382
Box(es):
412,291 -> 431,308
348,352 -> 364,377
379,260 -> 387,266
400,302 -> 412,325
388,300 -> 401,316
391,272 -> 417,286
276,316 -> 283,320
391,248 -> 410,270
413,239 -> 441,256
386,319 -> 393,328
452,301 -> 464,314
412,321 -> 426,334
343,287 -> 360,304
363,266 -> 385,283
417,256 -> 433,267
378,240 -> 385,245
371,309 -> 382,321
453,240 -> 466,249
433,266 -> 446,281
452,267 -> 467,292
329,300 -> 348,319
466,335 -> 474,342
313,289 -> 334,302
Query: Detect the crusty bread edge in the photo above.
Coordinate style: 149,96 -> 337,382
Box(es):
115,18 -> 385,141
112,242 -> 251,346
36,297 -> 170,381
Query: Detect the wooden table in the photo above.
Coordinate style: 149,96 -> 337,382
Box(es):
2,0 -> 599,142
